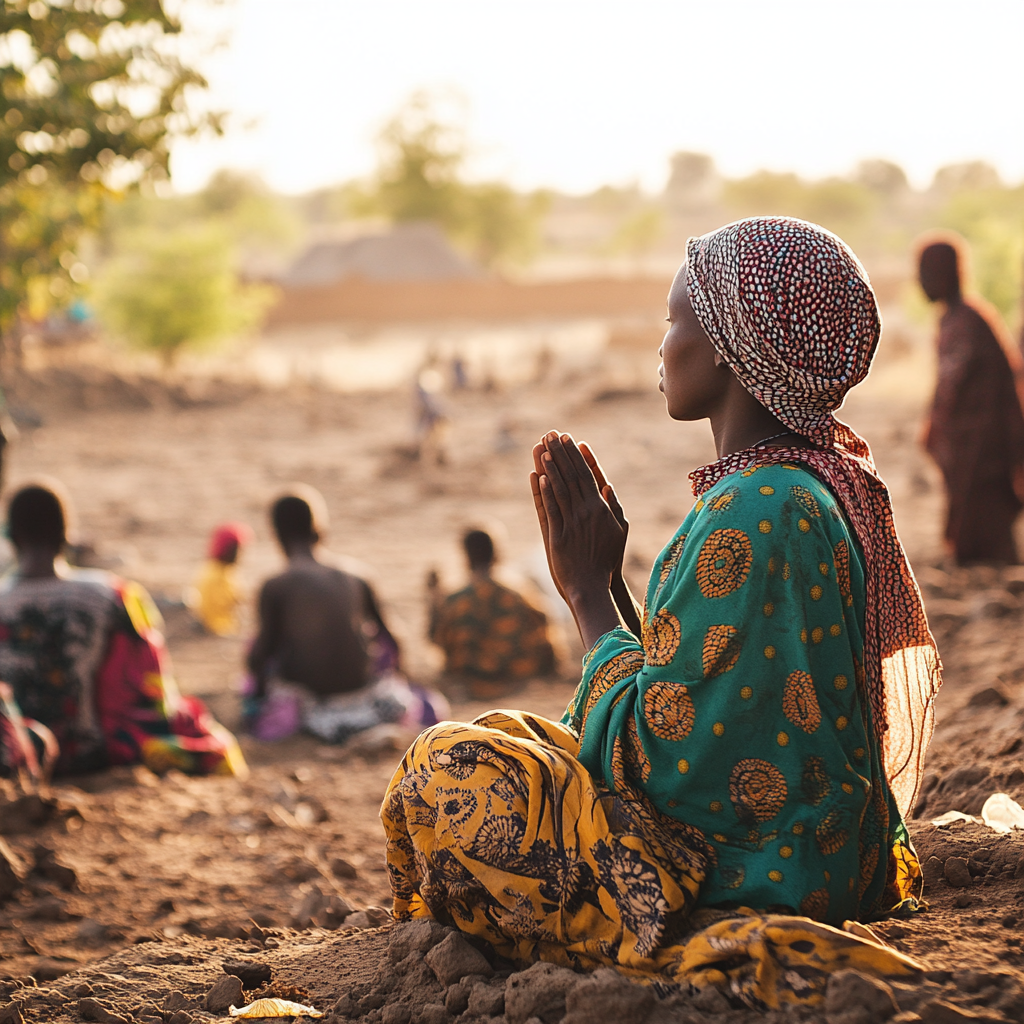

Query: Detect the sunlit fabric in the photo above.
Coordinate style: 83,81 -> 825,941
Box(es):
686,217 -> 941,816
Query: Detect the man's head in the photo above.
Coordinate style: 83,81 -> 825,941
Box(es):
8,483 -> 68,553
463,529 -> 495,572
918,240 -> 962,303
271,486 -> 328,551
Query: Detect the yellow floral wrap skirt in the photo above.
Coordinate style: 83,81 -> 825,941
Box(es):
381,711 -> 922,1009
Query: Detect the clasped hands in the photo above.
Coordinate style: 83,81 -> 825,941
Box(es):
530,432 -> 641,648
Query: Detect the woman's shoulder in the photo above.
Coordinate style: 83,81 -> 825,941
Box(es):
698,462 -> 838,513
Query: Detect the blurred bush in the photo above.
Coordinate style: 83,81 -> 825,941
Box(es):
93,228 -> 274,366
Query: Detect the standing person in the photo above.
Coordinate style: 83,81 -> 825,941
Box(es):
189,522 -> 253,636
0,482 -> 246,777
246,487 -> 444,743
427,527 -> 556,699
919,237 -> 1024,564
382,218 -> 940,1008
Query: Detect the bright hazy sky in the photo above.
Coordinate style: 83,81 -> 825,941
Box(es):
170,0 -> 1024,196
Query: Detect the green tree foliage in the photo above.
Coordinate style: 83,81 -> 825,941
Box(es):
93,228 -> 272,365
352,93 -> 545,270
938,184 -> 1024,323
0,0 -> 219,329
605,206 -> 664,261
723,171 -> 876,244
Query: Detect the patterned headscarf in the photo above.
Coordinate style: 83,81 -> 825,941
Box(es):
686,217 -> 941,818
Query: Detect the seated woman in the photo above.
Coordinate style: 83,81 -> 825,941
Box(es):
0,483 -> 246,777
427,527 -> 557,699
381,218 -> 941,1008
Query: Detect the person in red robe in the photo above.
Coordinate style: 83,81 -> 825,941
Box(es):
919,238 -> 1024,564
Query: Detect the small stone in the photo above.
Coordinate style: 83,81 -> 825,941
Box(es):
29,896 -> 69,921
967,685 -> 1010,707
923,856 -> 945,887
333,994 -> 357,1017
944,857 -> 972,888
205,974 -> 244,1013
76,918 -> 109,943
314,895 -> 356,930
825,969 -> 898,1024
381,1004 -> 411,1024
562,967 -> 655,1024
423,932 -> 492,986
78,997 -> 129,1024
444,982 -> 470,1015
413,1005 -> 451,1024
345,911 -> 372,930
505,962 -> 578,1024
0,1003 -> 23,1024
167,1012 -> 192,1024
292,886 -> 327,928
389,920 -> 450,962
954,893 -> 973,908
32,958 -> 74,981
75,984 -> 94,998
163,992 -> 189,1011
223,960 -> 272,990
330,857 -> 358,879
31,848 -> 77,890
692,985 -> 731,1014
467,983 -> 505,1018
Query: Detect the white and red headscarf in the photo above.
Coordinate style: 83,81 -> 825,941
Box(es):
686,216 -> 941,818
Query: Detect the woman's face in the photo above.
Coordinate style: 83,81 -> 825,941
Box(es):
659,264 -> 733,420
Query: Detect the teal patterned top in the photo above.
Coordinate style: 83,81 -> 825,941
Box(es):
562,462 -> 914,925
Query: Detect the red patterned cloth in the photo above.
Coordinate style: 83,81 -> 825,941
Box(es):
686,217 -> 941,817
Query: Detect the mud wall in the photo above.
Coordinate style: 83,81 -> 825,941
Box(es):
266,276 -> 674,327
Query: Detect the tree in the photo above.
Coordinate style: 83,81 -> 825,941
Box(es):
0,0 -> 220,332
93,228 -> 272,366
352,92 -> 544,270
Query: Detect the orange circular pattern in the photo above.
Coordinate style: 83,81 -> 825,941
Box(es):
801,755 -> 830,806
624,716 -> 652,783
858,843 -> 880,900
782,670 -> 822,734
643,681 -> 695,741
585,649 -> 645,718
799,887 -> 829,920
833,539 -> 852,604
643,609 -> 681,666
790,484 -> 822,518
729,758 -> 788,823
695,529 -> 753,598
702,623 -> 743,678
658,533 -> 687,584
816,811 -> 849,855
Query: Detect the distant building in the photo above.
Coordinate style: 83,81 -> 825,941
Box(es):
282,222 -> 482,287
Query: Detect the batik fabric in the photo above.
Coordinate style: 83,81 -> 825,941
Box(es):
0,569 -> 246,776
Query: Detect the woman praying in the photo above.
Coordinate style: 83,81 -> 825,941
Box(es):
381,218 -> 941,1008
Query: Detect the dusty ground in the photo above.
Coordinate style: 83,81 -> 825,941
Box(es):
4,335 -> 1024,1020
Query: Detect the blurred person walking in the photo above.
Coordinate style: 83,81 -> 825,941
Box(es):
918,236 -> 1024,564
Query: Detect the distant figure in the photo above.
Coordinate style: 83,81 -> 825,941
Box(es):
190,522 -> 252,636
414,367 -> 449,466
428,528 -> 556,698
0,483 -> 246,777
919,238 -> 1024,564
246,488 -> 445,742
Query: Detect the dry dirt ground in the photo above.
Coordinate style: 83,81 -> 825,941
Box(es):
4,343 -> 1024,1021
